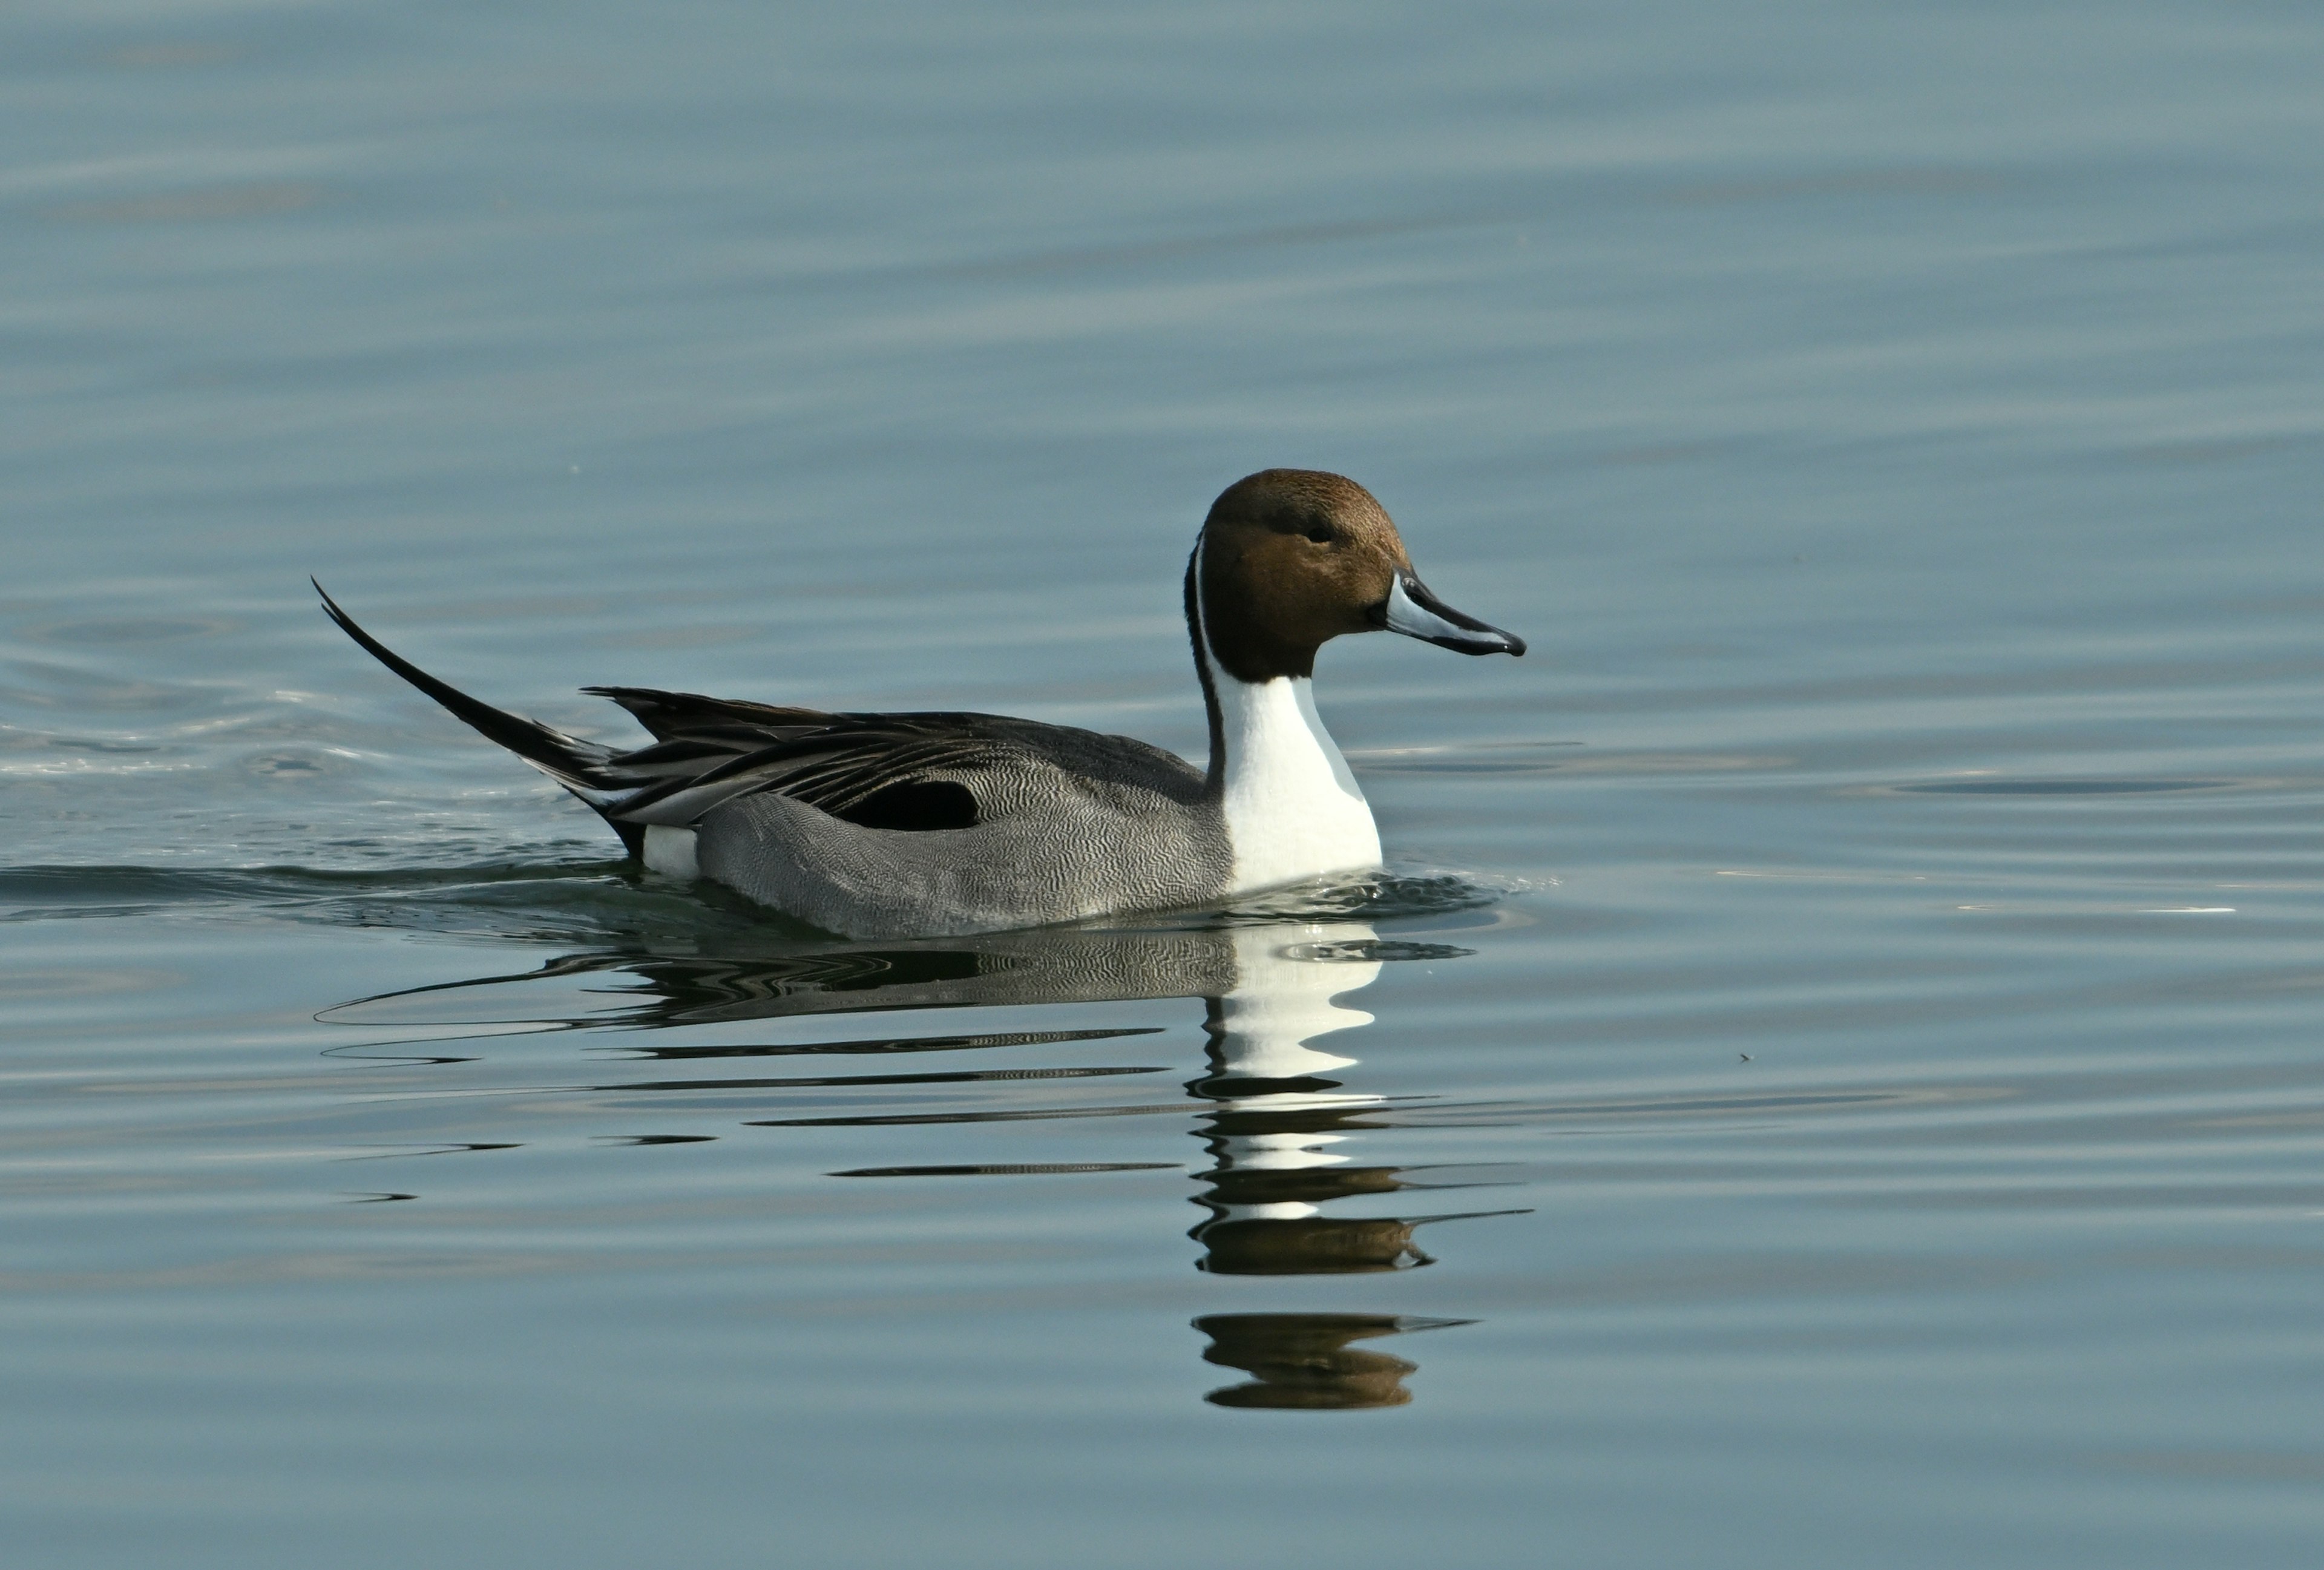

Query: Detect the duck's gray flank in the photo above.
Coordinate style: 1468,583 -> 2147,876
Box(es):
317,468 -> 1522,938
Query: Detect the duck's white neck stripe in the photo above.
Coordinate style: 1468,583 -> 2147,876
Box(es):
1195,550 -> 1380,893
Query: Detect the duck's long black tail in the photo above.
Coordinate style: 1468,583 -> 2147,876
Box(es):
313,580 -> 643,856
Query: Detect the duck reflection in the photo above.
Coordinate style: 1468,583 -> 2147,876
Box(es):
328,922 -> 1241,1032
329,899 -> 1509,1406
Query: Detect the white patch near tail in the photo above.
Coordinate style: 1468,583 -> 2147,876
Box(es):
642,825 -> 699,879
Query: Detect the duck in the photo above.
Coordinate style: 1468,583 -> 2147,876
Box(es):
317,468 -> 1523,938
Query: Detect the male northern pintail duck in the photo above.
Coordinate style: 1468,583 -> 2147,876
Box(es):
318,468 -> 1523,938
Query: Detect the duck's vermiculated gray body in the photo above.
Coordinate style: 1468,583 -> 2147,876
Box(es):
690,715 -> 1234,938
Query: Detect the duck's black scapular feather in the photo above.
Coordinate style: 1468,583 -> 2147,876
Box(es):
580,685 -> 832,739
314,586 -> 1206,854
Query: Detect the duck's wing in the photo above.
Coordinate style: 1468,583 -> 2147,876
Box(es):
596,699 -> 1207,833
317,586 -> 1204,856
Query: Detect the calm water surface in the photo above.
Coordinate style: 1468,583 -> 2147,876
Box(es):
6,1 -> 2324,1565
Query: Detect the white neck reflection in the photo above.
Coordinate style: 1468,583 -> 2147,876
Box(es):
1211,921 -> 1382,1078
1204,922 -> 1386,1206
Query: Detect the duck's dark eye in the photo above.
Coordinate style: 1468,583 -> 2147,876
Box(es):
1302,522 -> 1337,544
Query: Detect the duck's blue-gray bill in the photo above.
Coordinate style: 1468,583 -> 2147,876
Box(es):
1382,574 -> 1526,656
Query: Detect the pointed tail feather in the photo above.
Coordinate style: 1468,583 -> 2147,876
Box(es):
313,580 -> 642,856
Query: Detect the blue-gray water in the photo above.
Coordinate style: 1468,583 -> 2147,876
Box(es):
7,2 -> 2324,1565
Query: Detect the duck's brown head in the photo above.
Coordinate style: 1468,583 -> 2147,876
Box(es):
1193,468 -> 1525,683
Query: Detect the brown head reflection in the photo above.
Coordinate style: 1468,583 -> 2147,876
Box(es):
1189,1101 -> 1436,1273
1195,1313 -> 1471,1410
